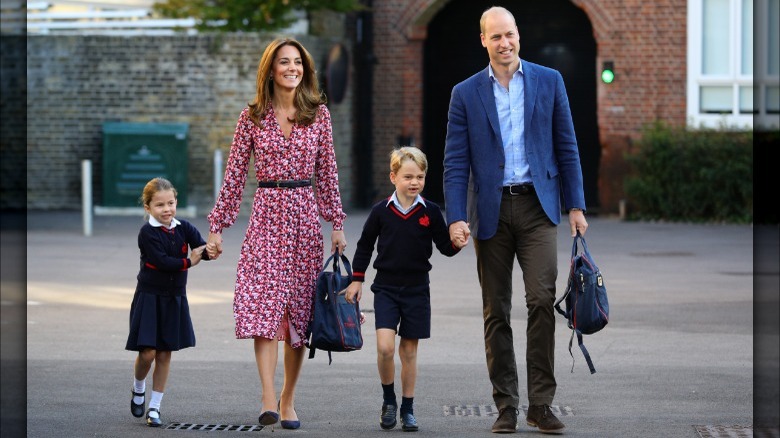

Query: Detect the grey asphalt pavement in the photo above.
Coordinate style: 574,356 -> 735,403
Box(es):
10,210 -> 779,437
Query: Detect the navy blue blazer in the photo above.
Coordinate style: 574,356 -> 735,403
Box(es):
443,59 -> 586,240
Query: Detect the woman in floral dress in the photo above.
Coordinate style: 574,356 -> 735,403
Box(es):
205,38 -> 347,430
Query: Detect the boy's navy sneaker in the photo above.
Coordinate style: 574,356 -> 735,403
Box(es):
400,412 -> 419,431
380,403 -> 397,429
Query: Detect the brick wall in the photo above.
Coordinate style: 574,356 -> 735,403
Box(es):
573,0 -> 687,211
369,1 -> 430,201
23,33 -> 354,212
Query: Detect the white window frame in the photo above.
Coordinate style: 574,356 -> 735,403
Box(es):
687,0 -> 780,130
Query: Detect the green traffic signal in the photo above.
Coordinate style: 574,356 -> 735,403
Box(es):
601,69 -> 615,84
601,61 -> 615,84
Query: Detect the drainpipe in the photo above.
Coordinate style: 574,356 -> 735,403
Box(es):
353,0 -> 377,207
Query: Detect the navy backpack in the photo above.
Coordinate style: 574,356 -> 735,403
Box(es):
306,252 -> 363,364
555,232 -> 609,374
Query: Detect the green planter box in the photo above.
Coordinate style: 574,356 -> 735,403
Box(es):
102,122 -> 189,207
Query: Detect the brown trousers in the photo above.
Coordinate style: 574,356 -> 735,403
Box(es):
473,191 -> 558,409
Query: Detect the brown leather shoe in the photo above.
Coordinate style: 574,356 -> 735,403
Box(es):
491,407 -> 518,433
526,405 -> 565,434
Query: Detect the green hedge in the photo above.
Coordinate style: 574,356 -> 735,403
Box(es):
625,122 -> 753,223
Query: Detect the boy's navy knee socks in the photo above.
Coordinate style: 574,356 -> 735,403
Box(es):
382,383 -> 397,406
400,396 -> 414,415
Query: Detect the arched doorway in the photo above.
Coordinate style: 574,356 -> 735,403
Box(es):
423,0 -> 600,209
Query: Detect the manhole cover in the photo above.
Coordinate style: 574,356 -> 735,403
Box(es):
165,423 -> 264,431
443,404 -> 573,417
693,424 -> 753,438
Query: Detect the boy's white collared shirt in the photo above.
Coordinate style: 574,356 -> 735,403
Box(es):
387,191 -> 426,214
149,216 -> 181,229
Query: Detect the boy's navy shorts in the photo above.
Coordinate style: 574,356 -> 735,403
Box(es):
370,283 -> 431,339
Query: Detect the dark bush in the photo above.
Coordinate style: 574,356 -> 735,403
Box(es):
625,122 -> 753,223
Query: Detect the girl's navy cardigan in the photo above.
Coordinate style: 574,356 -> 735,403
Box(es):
136,219 -> 207,295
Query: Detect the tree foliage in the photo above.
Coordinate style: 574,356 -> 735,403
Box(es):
152,0 -> 363,32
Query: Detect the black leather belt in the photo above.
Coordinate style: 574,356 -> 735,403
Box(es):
502,184 -> 534,195
257,179 -> 312,188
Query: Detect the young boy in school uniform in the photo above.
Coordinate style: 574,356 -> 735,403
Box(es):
345,146 -> 468,432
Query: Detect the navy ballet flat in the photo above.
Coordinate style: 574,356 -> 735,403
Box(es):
281,419 -> 301,430
259,410 -> 279,426
277,401 -> 300,429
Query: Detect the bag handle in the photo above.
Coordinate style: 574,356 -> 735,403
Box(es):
571,230 -> 590,258
572,231 -> 599,272
321,252 -> 353,305
322,252 -> 353,279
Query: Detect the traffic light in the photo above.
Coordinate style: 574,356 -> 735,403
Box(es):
601,61 -> 615,84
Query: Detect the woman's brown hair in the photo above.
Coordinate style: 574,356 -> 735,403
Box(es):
247,38 -> 326,127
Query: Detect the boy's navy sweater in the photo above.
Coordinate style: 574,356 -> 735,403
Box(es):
136,219 -> 207,295
352,197 -> 460,287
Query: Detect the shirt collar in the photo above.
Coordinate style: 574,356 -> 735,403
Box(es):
488,61 -> 523,82
386,191 -> 426,210
149,216 -> 181,229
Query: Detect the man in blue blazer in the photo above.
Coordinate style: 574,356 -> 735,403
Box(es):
443,6 -> 589,435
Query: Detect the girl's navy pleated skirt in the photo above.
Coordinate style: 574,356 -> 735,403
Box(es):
125,287 -> 196,352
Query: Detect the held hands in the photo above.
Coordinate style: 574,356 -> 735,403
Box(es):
449,221 -> 471,248
206,232 -> 223,260
190,245 -> 206,266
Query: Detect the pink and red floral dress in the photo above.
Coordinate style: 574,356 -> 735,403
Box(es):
208,104 -> 346,347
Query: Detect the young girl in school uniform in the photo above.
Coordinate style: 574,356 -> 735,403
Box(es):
125,177 -> 209,427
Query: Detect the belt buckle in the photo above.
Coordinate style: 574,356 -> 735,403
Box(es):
509,184 -> 530,195
276,182 -> 282,188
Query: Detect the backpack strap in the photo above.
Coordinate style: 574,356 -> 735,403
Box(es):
306,346 -> 334,365
554,270 -> 573,318
555,248 -> 577,318
567,328 -> 597,374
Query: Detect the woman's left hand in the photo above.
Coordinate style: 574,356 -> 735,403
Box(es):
331,230 -> 347,255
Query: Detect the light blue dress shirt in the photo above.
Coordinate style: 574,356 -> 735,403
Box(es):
488,63 -> 530,186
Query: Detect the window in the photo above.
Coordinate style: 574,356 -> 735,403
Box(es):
687,0 -> 780,130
